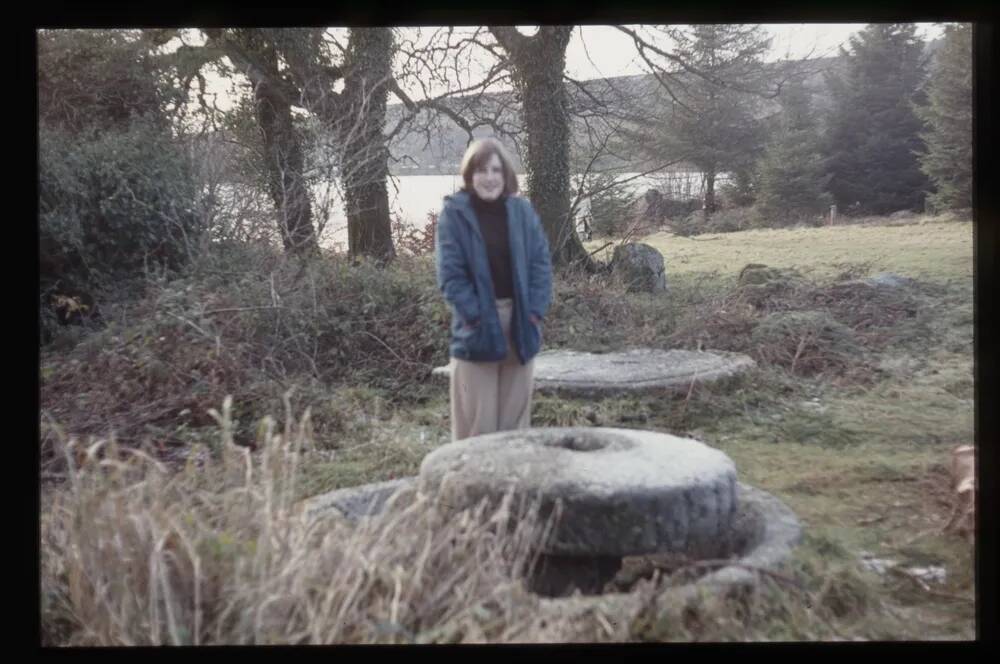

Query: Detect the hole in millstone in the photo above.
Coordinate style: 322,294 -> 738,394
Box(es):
543,434 -> 608,452
528,554 -> 623,597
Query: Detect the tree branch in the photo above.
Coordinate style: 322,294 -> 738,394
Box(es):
202,29 -> 304,109
489,26 -> 529,56
614,25 -> 786,100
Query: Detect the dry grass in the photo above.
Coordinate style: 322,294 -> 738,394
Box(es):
44,396 -> 970,645
40,396 -> 568,645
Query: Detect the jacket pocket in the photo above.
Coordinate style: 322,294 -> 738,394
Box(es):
453,318 -> 486,358
455,322 -> 480,340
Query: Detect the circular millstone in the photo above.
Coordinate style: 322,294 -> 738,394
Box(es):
431,348 -> 755,397
418,427 -> 739,558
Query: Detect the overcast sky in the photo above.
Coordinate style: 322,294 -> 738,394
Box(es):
567,23 -> 943,80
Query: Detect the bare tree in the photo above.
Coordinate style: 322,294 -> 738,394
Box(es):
331,28 -> 396,260
387,26 -> 522,155
386,27 -> 687,264
169,27 -> 521,262
202,28 -> 397,261
237,30 -> 320,255
487,26 -> 594,269
613,25 -> 777,219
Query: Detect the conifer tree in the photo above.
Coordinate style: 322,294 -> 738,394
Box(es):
755,79 -> 832,224
624,24 -> 771,221
824,23 -> 930,215
916,23 -> 973,212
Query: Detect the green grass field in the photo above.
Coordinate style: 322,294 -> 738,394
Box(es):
592,218 -> 973,282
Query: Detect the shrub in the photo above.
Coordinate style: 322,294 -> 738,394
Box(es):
39,29 -> 203,317
750,310 -> 862,376
704,207 -> 754,234
585,176 -> 637,238
40,118 -> 202,298
40,247 -> 451,458
391,210 -> 437,256
670,208 -> 755,236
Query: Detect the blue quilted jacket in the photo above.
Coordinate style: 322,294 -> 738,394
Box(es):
435,190 -> 553,363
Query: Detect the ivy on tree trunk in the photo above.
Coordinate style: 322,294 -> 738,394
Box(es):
252,69 -> 319,254
491,26 -> 593,270
339,28 -> 396,262
210,29 -> 320,256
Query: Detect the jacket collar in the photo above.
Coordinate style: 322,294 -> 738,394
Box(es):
445,189 -> 519,239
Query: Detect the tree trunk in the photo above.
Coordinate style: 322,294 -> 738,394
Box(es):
703,168 -> 717,221
493,26 -> 594,270
339,28 -> 395,262
218,29 -> 319,255
253,80 -> 319,254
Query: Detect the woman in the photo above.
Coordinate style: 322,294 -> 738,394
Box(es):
435,138 -> 553,441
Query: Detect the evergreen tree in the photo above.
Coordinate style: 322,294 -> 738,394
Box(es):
824,23 -> 930,215
916,23 -> 973,212
626,25 -> 771,220
755,79 -> 832,224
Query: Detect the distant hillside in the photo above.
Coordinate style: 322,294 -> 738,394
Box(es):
382,54 -> 851,176
282,37 -> 937,178
382,35 -> 945,177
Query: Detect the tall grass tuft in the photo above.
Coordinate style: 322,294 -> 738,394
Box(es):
41,396 -> 556,645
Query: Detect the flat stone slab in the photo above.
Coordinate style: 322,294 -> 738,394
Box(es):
431,348 -> 755,397
418,427 -> 738,558
299,478 -> 416,523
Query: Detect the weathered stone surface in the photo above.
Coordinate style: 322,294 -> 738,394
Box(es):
525,482 -> 802,613
418,427 -> 739,558
864,272 -> 916,289
432,348 -> 756,397
300,477 -> 416,523
606,481 -> 801,594
721,483 -> 802,585
612,243 -> 667,293
298,476 -> 802,603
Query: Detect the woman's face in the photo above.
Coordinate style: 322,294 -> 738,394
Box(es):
471,153 -> 505,201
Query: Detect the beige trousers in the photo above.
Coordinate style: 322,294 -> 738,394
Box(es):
450,298 -> 535,441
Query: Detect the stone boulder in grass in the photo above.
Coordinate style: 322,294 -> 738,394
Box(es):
611,243 -> 667,293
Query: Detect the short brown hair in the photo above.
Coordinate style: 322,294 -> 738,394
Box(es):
459,137 -> 520,195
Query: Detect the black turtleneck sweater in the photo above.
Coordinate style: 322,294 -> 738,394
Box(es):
470,191 -> 514,299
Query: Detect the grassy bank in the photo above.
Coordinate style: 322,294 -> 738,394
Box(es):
40,215 -> 975,643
